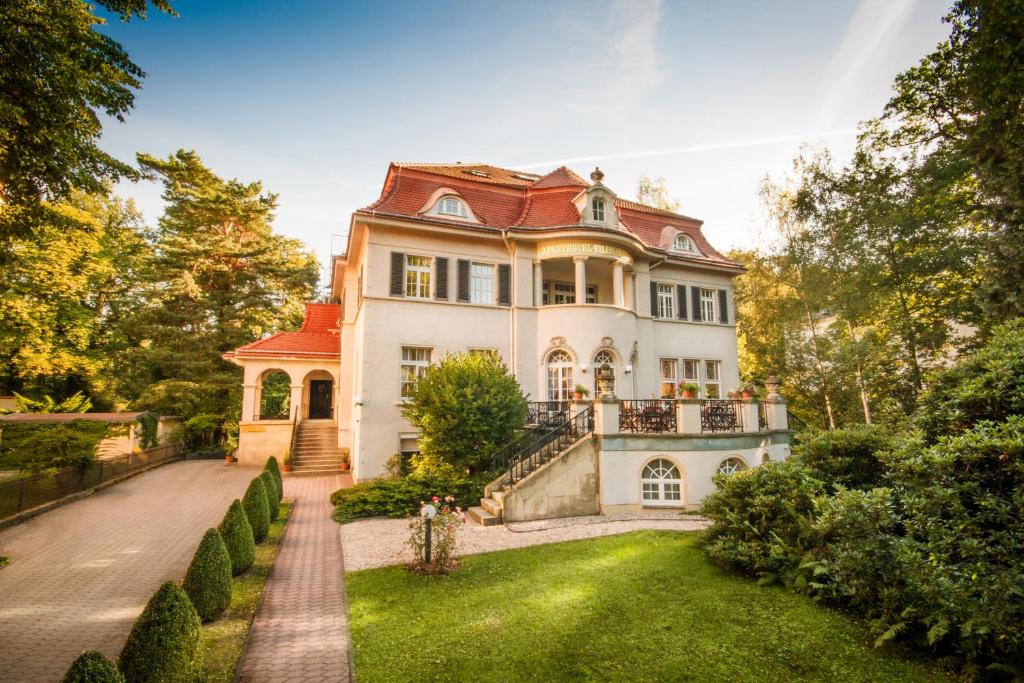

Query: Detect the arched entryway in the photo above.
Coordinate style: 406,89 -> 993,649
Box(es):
257,369 -> 292,420
303,370 -> 335,420
641,457 -> 684,506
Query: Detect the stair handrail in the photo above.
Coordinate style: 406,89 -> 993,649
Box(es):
501,406 -> 593,487
287,408 -> 300,461
488,412 -> 570,471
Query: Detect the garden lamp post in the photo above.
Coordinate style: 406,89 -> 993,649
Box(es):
421,503 -> 437,565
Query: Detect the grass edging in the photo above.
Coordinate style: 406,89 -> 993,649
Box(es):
200,497 -> 294,682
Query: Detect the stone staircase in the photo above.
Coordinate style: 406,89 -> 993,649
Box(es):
291,419 -> 348,475
467,490 -> 504,526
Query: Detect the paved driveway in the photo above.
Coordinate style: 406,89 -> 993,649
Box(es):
0,460 -> 254,682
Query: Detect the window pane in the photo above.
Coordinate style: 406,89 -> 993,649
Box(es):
470,263 -> 493,304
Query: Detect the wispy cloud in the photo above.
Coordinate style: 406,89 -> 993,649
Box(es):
514,127 -> 859,170
813,0 -> 920,128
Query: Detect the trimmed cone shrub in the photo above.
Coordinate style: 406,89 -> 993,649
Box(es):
265,455 -> 284,503
62,651 -> 124,682
260,470 -> 280,521
118,581 -> 203,683
242,476 -> 271,543
218,499 -> 255,576
182,528 -> 232,622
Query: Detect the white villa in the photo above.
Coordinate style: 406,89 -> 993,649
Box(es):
226,162 -> 793,522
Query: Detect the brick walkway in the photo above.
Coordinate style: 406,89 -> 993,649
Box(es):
0,460 -> 254,682
238,473 -> 352,682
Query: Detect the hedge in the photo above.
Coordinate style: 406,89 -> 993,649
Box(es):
181,528 -> 232,622
330,471 -> 494,523
62,651 -> 124,682
242,476 -> 271,543
218,499 -> 255,576
118,581 -> 203,682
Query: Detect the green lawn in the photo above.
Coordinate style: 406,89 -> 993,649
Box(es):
346,531 -> 949,682
201,499 -> 293,682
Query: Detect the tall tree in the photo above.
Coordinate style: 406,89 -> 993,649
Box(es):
636,175 -> 681,212
129,151 -> 318,425
883,0 -> 1024,318
0,0 -> 173,239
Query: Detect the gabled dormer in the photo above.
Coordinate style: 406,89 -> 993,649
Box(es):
574,167 -> 620,229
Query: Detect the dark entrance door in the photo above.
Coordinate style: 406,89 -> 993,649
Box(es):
308,380 -> 333,419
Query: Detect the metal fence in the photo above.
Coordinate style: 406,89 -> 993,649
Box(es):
0,443 -> 185,520
619,400 -> 677,433
700,400 -> 744,433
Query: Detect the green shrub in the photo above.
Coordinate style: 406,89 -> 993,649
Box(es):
793,424 -> 894,491
181,528 -> 232,622
242,476 -> 271,542
259,470 -> 279,521
915,318 -> 1024,443
265,455 -> 284,502
401,351 -> 527,472
62,651 -> 124,682
331,471 -> 493,523
118,581 -> 203,683
0,420 -> 112,472
218,499 -> 255,576
699,460 -> 824,584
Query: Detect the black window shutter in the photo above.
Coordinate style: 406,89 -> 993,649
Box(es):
435,257 -> 449,300
691,286 -> 702,322
497,264 -> 512,306
389,252 -> 405,297
677,284 -> 687,320
649,281 -> 659,318
719,289 -> 729,323
457,259 -> 471,302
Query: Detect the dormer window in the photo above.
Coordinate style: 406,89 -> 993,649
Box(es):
436,196 -> 468,217
593,198 -> 606,222
673,234 -> 695,252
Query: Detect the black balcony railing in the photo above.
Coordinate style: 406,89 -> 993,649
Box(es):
700,399 -> 743,433
489,407 -> 593,487
619,400 -> 677,433
525,401 -> 569,426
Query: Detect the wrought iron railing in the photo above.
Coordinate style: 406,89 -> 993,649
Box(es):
0,443 -> 185,520
525,401 -> 569,426
700,399 -> 743,433
619,399 -> 677,433
786,410 -> 809,433
758,401 -> 768,431
498,407 -> 594,487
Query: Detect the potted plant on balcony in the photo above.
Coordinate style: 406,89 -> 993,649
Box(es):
677,382 -> 700,399
740,383 -> 756,400
282,450 -> 292,473
727,388 -> 742,400
573,384 -> 590,400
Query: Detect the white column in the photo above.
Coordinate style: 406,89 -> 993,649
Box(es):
242,383 -> 258,422
593,397 -> 620,436
677,399 -> 702,434
623,270 -> 634,311
574,256 -> 587,304
740,399 -> 760,433
612,261 -> 625,308
289,383 -> 304,420
533,259 -> 544,307
765,397 -> 790,430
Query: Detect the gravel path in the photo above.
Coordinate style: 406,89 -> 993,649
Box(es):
340,513 -> 710,572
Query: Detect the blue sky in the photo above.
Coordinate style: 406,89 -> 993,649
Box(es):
98,0 -> 953,286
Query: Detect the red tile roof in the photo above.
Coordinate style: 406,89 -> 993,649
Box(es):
359,162 -> 741,269
225,303 -> 340,360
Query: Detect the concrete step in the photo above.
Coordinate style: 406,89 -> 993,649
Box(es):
491,490 -> 506,506
467,506 -> 501,526
293,447 -> 345,455
480,497 -> 502,517
290,467 -> 350,476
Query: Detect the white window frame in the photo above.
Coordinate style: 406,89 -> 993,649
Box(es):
470,262 -> 494,305
436,196 -> 467,217
673,234 -> 695,252
704,360 -> 721,399
405,255 -> 432,299
545,350 -> 574,402
543,281 -> 597,305
682,359 -> 700,382
700,287 -> 717,322
656,283 -> 675,319
592,349 -> 615,392
641,458 -> 682,506
400,347 -> 431,398
659,358 -> 678,398
593,197 -> 605,222
717,457 -> 746,476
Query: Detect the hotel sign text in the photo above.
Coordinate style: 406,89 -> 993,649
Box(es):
538,241 -> 632,265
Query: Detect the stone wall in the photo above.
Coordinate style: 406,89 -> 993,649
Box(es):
501,436 -> 600,523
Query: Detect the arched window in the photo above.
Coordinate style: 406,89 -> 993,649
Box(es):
673,234 -> 695,252
545,350 -> 574,402
717,457 -> 746,476
592,197 -> 606,222
259,370 -> 291,420
760,452 -> 771,465
592,349 -> 615,392
435,196 -> 468,217
641,458 -> 682,505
